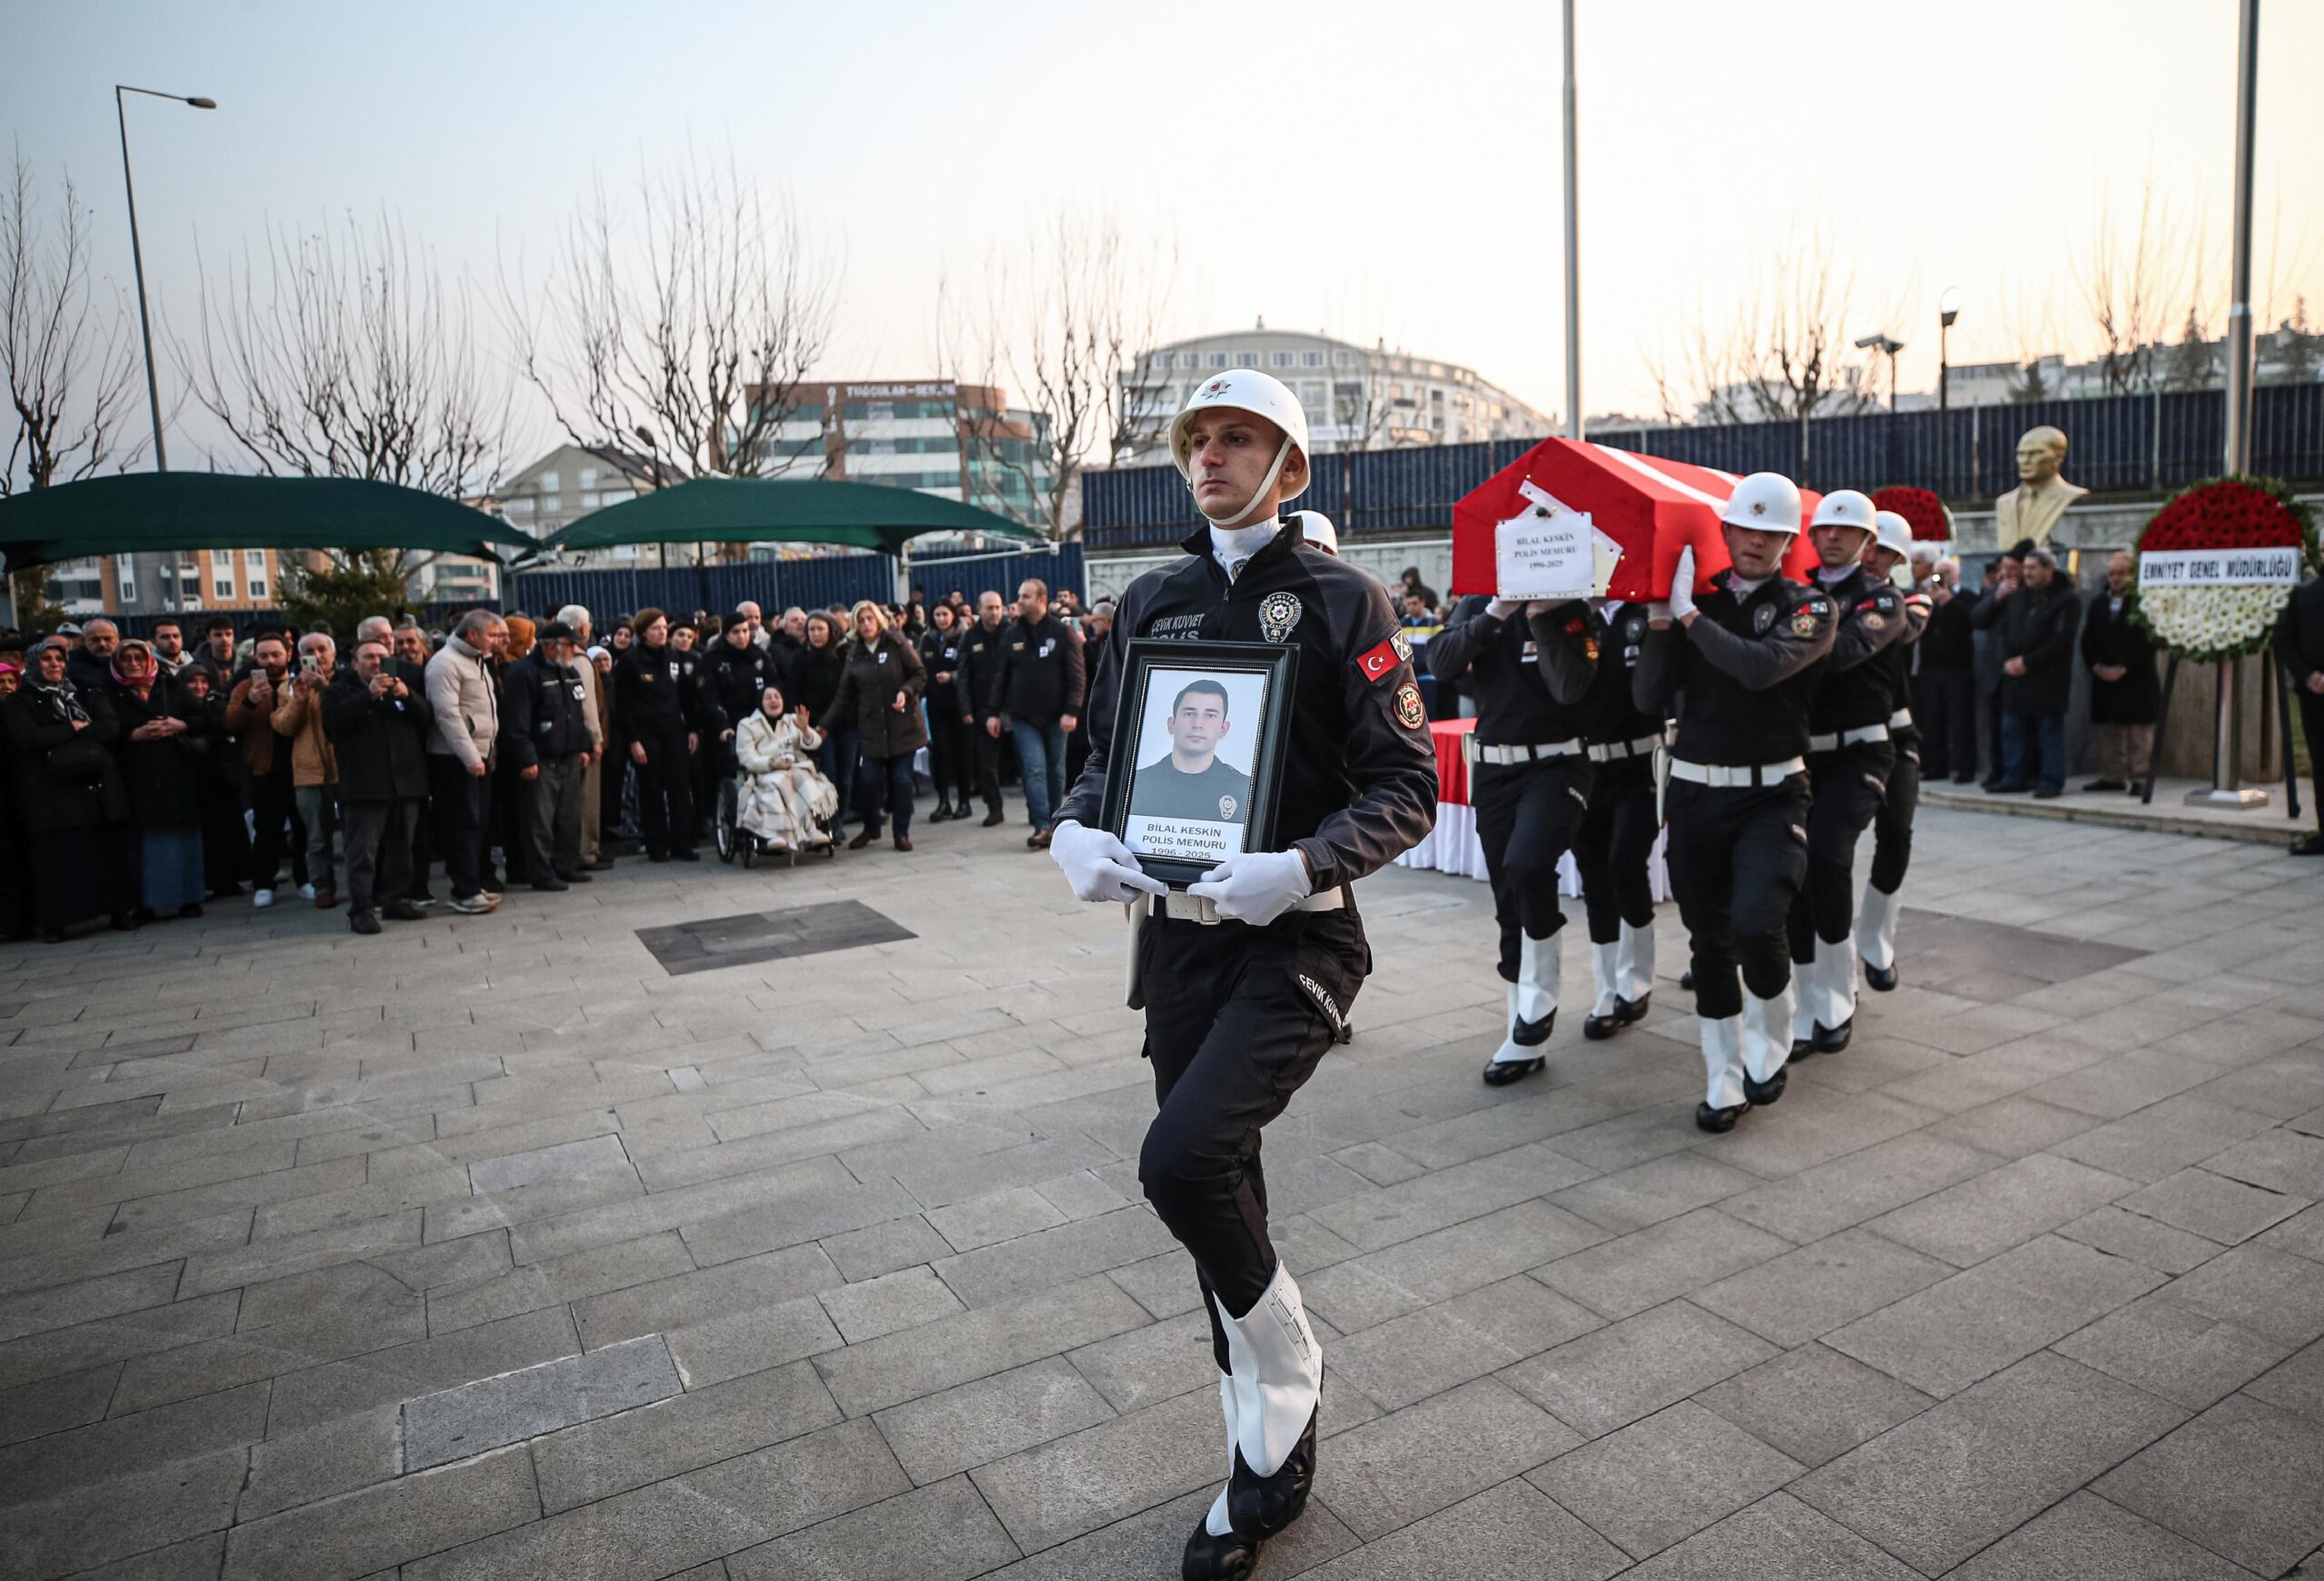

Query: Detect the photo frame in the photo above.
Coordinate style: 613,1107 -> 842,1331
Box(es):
1099,639 -> 1299,888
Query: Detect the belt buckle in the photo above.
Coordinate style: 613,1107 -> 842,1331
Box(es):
1165,891 -> 1220,926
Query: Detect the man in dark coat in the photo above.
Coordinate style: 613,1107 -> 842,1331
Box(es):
323,634 -> 435,933
2276,571 -> 2324,856
1974,545 -> 2083,797
988,577 -> 1086,849
500,622 -> 597,891
2080,550 -> 2161,792
1915,557 -> 1979,782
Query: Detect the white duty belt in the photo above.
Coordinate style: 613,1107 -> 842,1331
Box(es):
1888,708 -> 1914,730
1806,723 -> 1891,752
1587,732 -> 1665,762
1667,756 -> 1807,789
1467,737 -> 1584,766
1158,885 -> 1348,927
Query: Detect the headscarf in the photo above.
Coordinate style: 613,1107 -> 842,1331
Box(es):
111,639 -> 158,702
22,640 -> 89,723
503,614 -> 536,660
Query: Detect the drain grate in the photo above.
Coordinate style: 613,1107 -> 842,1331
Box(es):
635,899 -> 917,976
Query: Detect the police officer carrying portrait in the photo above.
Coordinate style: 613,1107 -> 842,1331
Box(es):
1427,592 -> 1596,1084
1635,473 -> 1836,1132
1046,368 -> 1435,1580
1857,509 -> 1933,991
1784,490 -> 1907,1058
1574,595 -> 1667,1040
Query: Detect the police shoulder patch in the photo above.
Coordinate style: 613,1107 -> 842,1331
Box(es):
1394,682 -> 1426,730
1790,607 -> 1822,637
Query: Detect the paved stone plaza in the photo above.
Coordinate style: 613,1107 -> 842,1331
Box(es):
3,804 -> 2323,1580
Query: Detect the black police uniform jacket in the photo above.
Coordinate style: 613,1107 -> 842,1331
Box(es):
990,614 -> 1087,726
615,644 -> 708,736
1426,596 -> 1595,743
1584,602 -> 1668,748
1634,571 -> 1837,764
1805,565 -> 1908,734
700,639 -> 785,737
2080,591 -> 2161,726
500,653 -> 595,770
1057,518 -> 1437,897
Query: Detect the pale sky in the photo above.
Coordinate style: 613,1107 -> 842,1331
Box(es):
9,0 -> 2319,464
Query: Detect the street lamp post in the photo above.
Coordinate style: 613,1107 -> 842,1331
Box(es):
1856,333 -> 1905,482
114,84 -> 215,612
1938,288 -> 1963,413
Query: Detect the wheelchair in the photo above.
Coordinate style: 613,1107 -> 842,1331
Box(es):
714,773 -> 838,868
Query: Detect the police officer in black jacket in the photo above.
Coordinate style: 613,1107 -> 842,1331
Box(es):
501,621 -> 596,890
1636,473 -> 1836,1133
1856,513 -> 1934,991
615,609 -> 706,862
701,612 -> 784,771
2277,572 -> 2324,857
1575,599 -> 1668,1039
1048,371 -> 1433,1581
958,592 -> 1011,827
1429,593 -> 1596,1084
919,603 -> 973,820
1783,491 -> 1908,1057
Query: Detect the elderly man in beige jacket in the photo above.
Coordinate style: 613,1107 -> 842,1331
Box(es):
556,604 -> 613,869
424,610 -> 507,912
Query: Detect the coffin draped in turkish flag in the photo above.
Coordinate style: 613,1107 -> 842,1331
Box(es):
1452,437 -> 1819,601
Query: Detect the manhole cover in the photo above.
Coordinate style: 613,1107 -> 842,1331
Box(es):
636,899 -> 917,976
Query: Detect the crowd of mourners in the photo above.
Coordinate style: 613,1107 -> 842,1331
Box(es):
0,579 -> 1106,942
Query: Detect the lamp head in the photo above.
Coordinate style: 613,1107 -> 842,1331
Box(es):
187,97 -> 217,109
1939,286 -> 1963,329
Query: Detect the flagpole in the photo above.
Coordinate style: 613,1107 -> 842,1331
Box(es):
1561,0 -> 1582,441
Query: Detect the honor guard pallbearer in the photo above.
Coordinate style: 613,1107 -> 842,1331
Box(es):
1575,596 -> 1667,1039
1046,368 -> 1435,1580
1427,591 -> 1599,1084
1785,490 -> 1908,1058
1857,510 -> 1932,990
1634,473 -> 1836,1133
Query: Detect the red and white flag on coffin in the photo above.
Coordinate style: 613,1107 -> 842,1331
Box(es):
1452,437 -> 1819,601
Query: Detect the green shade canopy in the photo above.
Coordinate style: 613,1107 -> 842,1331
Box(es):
542,476 -> 1045,557
0,473 -> 537,571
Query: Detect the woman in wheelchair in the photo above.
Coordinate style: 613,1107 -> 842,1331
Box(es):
734,685 -> 837,851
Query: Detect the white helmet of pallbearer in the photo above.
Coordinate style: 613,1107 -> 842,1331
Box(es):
1808,488 -> 1879,540
1873,509 -> 1915,561
1718,472 -> 1804,535
1171,368 -> 1313,526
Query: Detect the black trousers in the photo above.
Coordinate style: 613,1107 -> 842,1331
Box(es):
248,769 -> 308,889
1472,757 -> 1590,980
1138,905 -> 1367,1362
632,719 -> 697,857
1665,775 -> 1810,1021
341,798 -> 418,916
970,720 -> 1006,814
925,706 -> 972,808
1787,742 -> 1894,960
403,793 -> 436,901
525,756 -> 586,879
1573,754 -> 1659,944
1868,734 -> 1921,895
1980,684 -> 2006,784
854,752 -> 916,839
600,728 -> 630,839
1915,667 -> 1976,781
2300,690 -> 2324,834
427,755 -> 492,899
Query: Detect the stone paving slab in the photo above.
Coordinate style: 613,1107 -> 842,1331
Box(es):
1,803 -> 2322,1577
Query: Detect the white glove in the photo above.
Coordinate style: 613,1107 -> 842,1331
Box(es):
1647,600 -> 1673,623
1187,849 -> 1314,927
1049,820 -> 1167,904
1484,598 -> 1523,621
1667,545 -> 1699,622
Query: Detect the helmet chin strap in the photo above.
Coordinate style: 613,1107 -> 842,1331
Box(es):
1196,436 -> 1294,527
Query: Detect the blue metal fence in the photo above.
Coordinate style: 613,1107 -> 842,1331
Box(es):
1082,383 -> 2324,548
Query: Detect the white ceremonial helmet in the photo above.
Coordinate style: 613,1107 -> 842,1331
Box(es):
1290,508 -> 1339,555
1873,509 -> 1915,560
1171,368 -> 1313,525
1718,471 -> 1803,535
1809,488 -> 1880,539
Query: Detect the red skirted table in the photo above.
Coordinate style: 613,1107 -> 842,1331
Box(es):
1393,716 -> 1669,900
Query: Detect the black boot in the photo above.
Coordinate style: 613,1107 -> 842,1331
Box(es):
1228,1409 -> 1316,1537
1182,1521 -> 1258,1581
1863,961 -> 1898,992
1582,992 -> 1651,1041
1811,1016 -> 1854,1055
1679,969 -> 1695,992
1695,1101 -> 1748,1133
1742,1066 -> 1787,1106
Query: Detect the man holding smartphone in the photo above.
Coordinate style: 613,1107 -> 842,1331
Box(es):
323,637 -> 434,934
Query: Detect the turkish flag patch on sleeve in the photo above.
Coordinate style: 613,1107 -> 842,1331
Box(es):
1355,633 -> 1407,683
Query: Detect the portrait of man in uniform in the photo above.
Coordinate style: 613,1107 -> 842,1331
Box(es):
1123,670 -> 1265,863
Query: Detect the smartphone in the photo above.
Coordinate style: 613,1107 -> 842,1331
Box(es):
300,654 -> 321,676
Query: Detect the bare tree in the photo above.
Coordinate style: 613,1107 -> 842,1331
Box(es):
505,154 -> 838,493
1645,225 -> 1886,427
3,153 -> 142,496
2073,183 -> 2194,396
943,213 -> 1174,542
173,209 -> 512,575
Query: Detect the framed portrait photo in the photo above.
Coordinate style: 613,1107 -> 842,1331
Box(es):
1100,639 -> 1298,888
